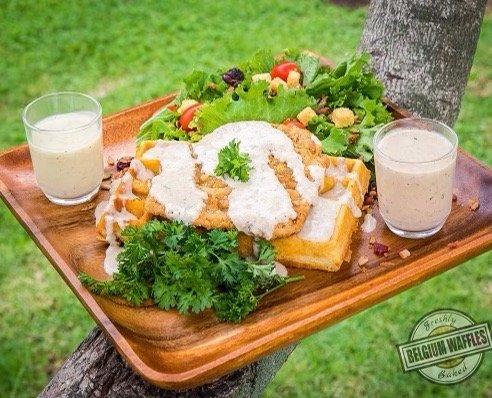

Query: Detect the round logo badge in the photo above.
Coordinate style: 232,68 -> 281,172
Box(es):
397,309 -> 491,385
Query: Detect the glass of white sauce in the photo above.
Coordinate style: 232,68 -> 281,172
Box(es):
374,118 -> 458,239
22,92 -> 103,205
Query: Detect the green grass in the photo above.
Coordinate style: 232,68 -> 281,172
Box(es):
0,1 -> 490,396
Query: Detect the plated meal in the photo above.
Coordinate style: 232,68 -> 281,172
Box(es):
80,49 -> 393,322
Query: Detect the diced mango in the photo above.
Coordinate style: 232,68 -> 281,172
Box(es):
126,198 -> 145,218
140,158 -> 160,174
297,107 -> 317,126
136,141 -> 156,158
132,179 -> 149,196
287,70 -> 301,88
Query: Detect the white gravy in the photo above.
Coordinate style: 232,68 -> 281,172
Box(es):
144,141 -> 207,224
99,122 -> 363,251
298,158 -> 362,241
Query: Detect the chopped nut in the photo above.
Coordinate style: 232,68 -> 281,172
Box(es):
103,166 -> 113,180
269,77 -> 288,93
348,132 -> 359,144
369,190 -> 377,198
373,242 -> 389,256
361,205 -> 370,211
316,107 -> 330,115
286,70 -> 301,88
107,156 -> 115,166
369,236 -> 376,245
177,99 -> 199,115
101,180 -> 112,190
358,256 -> 369,266
468,197 -> 480,211
447,241 -> 459,249
297,107 -> 317,127
452,193 -> 458,202
330,107 -> 355,128
252,73 -> 272,83
399,249 -> 411,259
317,96 -> 327,108
116,156 -> 133,171
112,170 -> 124,180
380,261 -> 395,267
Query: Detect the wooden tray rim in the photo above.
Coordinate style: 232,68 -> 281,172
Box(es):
1,95 -> 491,388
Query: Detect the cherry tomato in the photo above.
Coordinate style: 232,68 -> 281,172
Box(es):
283,118 -> 304,128
270,62 -> 299,81
179,103 -> 202,131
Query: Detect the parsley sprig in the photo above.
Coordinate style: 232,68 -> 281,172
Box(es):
214,140 -> 252,182
80,220 -> 302,322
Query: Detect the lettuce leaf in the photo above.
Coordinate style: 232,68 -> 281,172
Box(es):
177,70 -> 228,103
197,81 -> 315,133
240,49 -> 275,74
137,108 -> 187,143
297,53 -> 321,86
321,128 -> 349,155
306,53 -> 384,107
354,97 -> 392,127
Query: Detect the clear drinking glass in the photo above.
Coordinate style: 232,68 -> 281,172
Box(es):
22,92 -> 103,205
374,118 -> 458,239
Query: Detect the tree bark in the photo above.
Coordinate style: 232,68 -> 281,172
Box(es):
359,0 -> 487,125
39,328 -> 295,398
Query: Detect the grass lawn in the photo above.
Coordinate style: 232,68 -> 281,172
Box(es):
0,1 -> 490,396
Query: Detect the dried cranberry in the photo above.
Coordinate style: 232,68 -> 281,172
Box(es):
116,156 -> 133,171
222,68 -> 245,87
373,242 -> 389,256
364,194 -> 374,206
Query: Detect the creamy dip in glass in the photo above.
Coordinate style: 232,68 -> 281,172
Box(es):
23,92 -> 103,205
374,118 -> 458,238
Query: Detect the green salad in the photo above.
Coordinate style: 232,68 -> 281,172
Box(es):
137,49 -> 393,167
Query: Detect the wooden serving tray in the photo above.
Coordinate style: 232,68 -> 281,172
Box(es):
1,93 -> 491,389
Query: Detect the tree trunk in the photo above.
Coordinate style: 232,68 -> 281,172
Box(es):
359,0 -> 487,125
39,328 -> 295,398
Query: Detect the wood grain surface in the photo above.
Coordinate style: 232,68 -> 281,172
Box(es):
0,91 -> 491,389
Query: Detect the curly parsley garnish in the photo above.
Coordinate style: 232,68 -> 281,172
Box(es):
214,139 -> 252,182
80,220 -> 302,322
